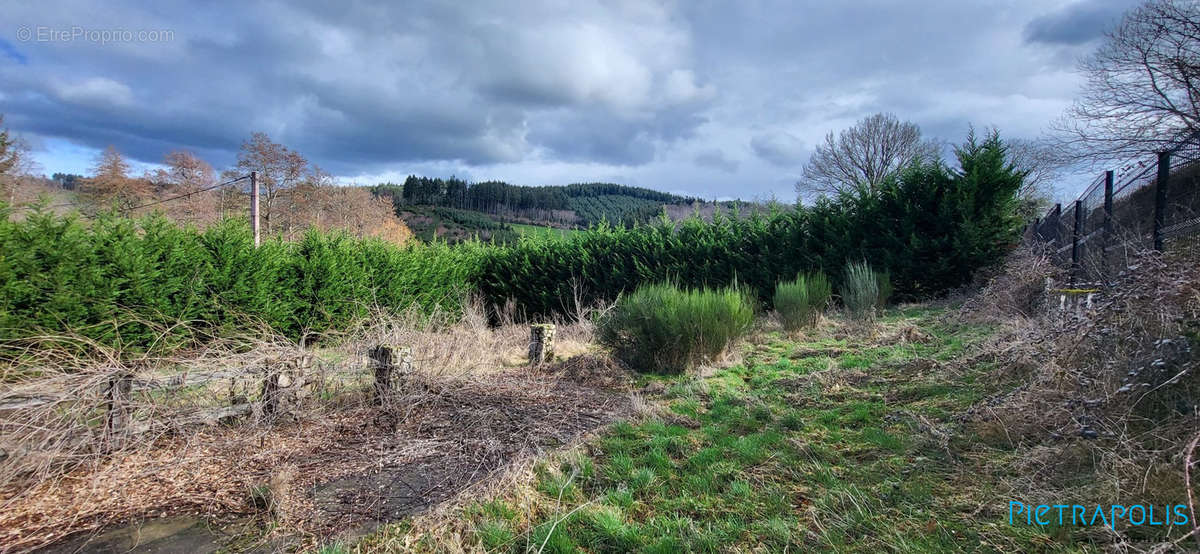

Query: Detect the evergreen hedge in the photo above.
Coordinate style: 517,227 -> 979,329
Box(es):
0,131 -> 1024,356
475,132 -> 1024,319
0,208 -> 481,356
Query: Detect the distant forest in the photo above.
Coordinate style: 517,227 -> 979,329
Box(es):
371,176 -> 699,227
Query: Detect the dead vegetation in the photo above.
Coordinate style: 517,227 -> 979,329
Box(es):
0,300 -> 626,553
956,242 -> 1200,547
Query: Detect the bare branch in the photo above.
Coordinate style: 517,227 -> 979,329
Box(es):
1054,0 -> 1200,162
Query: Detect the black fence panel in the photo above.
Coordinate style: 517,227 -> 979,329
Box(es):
1031,132 -> 1200,284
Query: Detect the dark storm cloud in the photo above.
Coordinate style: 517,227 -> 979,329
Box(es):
0,0 -> 1146,199
1024,0 -> 1130,45
1,0 -> 713,173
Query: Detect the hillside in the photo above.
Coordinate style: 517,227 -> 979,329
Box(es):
393,205 -> 519,243
373,178 -> 702,233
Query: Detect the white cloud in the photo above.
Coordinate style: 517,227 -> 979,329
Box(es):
52,77 -> 134,107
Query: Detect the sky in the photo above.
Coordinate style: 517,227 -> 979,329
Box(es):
0,0 -> 1139,202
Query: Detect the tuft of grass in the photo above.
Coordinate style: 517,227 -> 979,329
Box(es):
773,272 -> 832,332
598,283 -> 754,374
841,261 -> 880,320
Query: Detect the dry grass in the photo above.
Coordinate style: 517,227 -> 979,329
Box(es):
345,298 -> 597,378
0,299 -> 620,553
955,242 -> 1200,547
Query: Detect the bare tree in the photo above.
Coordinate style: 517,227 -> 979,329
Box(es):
159,150 -> 218,226
286,171 -> 414,244
234,132 -> 308,235
1055,0 -> 1200,161
85,145 -> 151,211
1,115 -> 25,203
1005,138 -> 1068,218
798,112 -> 942,197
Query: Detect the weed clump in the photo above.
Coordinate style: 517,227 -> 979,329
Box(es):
841,261 -> 879,320
773,272 -> 831,331
598,283 -> 753,374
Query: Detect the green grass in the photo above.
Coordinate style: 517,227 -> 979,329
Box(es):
353,308 -> 1094,552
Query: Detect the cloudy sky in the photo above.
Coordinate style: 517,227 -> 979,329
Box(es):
0,0 -> 1137,201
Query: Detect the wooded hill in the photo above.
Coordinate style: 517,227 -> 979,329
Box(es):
371,178 -> 703,240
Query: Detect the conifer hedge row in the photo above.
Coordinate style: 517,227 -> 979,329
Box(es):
0,133 -> 1024,356
474,133 -> 1024,318
0,208 -> 482,355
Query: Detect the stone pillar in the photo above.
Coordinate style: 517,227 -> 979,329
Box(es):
528,324 -> 556,365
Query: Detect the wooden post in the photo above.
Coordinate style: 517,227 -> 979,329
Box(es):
261,361 -> 280,419
250,171 -> 260,247
105,371 -> 133,437
528,324 -> 556,365
369,345 -> 398,406
1154,151 -> 1170,251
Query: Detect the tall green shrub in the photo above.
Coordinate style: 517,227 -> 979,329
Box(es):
841,261 -> 879,320
773,272 -> 831,331
597,283 -> 754,374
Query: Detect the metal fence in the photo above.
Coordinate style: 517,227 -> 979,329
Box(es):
1032,132 -> 1200,284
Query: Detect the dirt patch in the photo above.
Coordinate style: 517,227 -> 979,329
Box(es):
3,368 -> 632,553
787,347 -> 847,360
297,369 -> 633,539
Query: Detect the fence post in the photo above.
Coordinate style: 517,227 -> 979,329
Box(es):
250,171 -> 260,248
528,324 -> 556,365
261,360 -> 280,418
369,345 -> 398,406
104,371 -> 133,437
1154,151 -> 1171,251
1071,199 -> 1082,281
1102,170 -> 1114,278
1050,203 -> 1062,244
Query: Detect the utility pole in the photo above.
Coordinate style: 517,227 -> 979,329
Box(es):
250,171 -> 260,247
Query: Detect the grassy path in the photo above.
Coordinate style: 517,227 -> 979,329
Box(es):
351,308 -> 1080,552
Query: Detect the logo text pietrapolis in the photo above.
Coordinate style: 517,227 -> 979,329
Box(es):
1009,501 -> 1189,529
